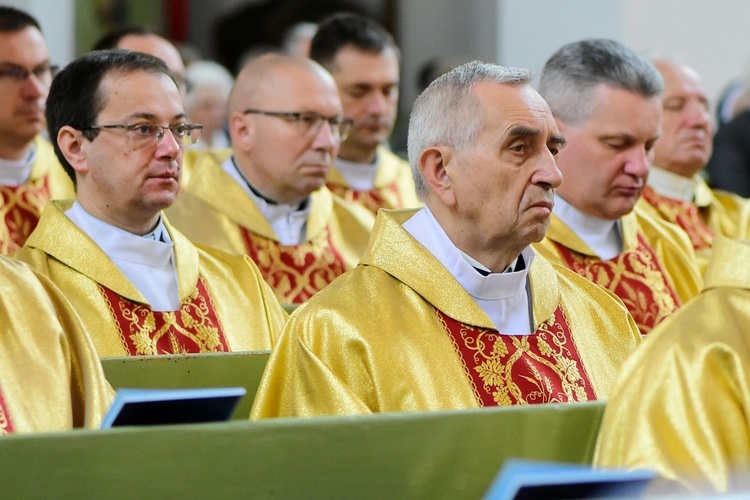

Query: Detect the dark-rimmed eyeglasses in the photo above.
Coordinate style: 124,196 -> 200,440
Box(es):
243,109 -> 353,141
80,122 -> 203,148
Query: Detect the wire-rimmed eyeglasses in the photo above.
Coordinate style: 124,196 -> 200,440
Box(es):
80,122 -> 203,148
0,62 -> 59,85
243,109 -> 353,141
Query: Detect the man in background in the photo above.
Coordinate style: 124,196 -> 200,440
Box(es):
535,39 -> 702,335
0,6 -> 74,254
167,54 -> 374,306
310,12 -> 420,215
637,58 -> 750,272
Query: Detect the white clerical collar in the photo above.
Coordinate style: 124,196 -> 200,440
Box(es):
647,166 -> 697,203
553,194 -> 622,260
334,152 -> 379,190
0,143 -> 36,186
402,207 -> 534,334
65,201 -> 179,311
223,156 -> 311,245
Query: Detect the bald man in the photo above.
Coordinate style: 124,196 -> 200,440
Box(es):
167,54 -> 374,305
636,58 -> 750,272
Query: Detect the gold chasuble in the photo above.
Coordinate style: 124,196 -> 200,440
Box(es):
0,257 -> 112,433
0,137 -> 75,255
14,201 -> 287,357
596,236 -> 750,494
534,209 -> 702,335
166,150 -> 374,305
251,209 -> 640,418
637,176 -> 750,273
326,146 -> 422,216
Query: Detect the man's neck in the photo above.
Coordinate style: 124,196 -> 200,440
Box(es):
0,138 -> 34,162
338,143 -> 378,164
77,199 -> 160,236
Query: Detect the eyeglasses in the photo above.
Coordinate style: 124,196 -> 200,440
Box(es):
243,109 -> 353,141
81,122 -> 203,148
0,63 -> 59,85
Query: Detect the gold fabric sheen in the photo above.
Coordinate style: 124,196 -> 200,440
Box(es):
326,145 -> 422,215
0,137 -> 75,254
0,256 -> 112,433
637,176 -> 750,274
595,236 -> 750,493
534,207 -> 702,314
13,200 -> 288,356
251,209 -> 641,418
166,149 -> 375,304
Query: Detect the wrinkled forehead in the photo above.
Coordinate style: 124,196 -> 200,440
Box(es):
475,82 -> 558,134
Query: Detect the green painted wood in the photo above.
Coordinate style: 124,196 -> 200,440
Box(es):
100,351 -> 270,420
2,401 -> 605,499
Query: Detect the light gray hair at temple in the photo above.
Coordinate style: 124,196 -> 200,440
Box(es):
538,38 -> 663,126
407,61 -> 531,200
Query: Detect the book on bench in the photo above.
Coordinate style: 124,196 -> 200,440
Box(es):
101,387 -> 247,429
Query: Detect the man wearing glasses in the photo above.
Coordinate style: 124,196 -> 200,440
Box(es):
15,49 -> 288,357
167,54 -> 375,306
0,6 -> 74,254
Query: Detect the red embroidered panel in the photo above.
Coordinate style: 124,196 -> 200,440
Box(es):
240,226 -> 346,304
553,233 -> 680,335
641,186 -> 713,250
0,177 -> 51,254
100,276 -> 230,356
437,307 -> 596,407
0,388 -> 14,435
326,182 -> 403,216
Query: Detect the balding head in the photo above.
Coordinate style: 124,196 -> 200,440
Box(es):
228,53 -> 345,206
116,33 -> 186,95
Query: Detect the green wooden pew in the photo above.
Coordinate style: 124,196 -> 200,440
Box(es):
100,351 -> 271,420
1,401 -> 606,499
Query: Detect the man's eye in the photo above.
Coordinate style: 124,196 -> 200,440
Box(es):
299,114 -> 318,125
0,68 -> 25,79
172,124 -> 189,136
131,124 -> 155,136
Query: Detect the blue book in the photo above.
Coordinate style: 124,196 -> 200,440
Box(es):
101,387 -> 247,429
483,459 -> 656,499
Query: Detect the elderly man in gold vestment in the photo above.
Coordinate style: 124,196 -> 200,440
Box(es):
596,235 -> 750,494
166,54 -> 374,306
636,58 -> 750,272
0,256 -> 112,433
534,39 -> 702,336
14,50 -> 287,357
309,12 -> 420,215
0,6 -> 74,254
251,61 -> 642,419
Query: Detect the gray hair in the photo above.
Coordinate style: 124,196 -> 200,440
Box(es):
538,38 -> 663,125
407,61 -> 531,200
184,60 -> 234,109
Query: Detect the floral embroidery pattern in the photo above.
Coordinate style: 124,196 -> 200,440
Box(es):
0,389 -> 13,435
0,177 -> 50,254
326,182 -> 403,216
641,186 -> 713,250
240,226 -> 346,304
554,234 -> 680,335
100,277 -> 229,355
437,307 -> 595,407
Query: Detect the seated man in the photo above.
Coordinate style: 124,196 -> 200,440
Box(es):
0,6 -> 74,254
251,61 -> 641,418
535,39 -> 702,335
637,58 -> 750,272
0,256 -> 112,433
596,235 -> 750,493
15,50 -> 287,357
310,12 -> 420,215
166,54 -> 374,305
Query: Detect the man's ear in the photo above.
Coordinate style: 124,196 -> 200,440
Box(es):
229,111 -> 253,153
419,145 -> 457,207
57,126 -> 88,175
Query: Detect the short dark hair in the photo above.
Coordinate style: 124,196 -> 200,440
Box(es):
46,49 -> 175,185
309,12 -> 399,71
91,25 -> 154,51
0,6 -> 41,33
